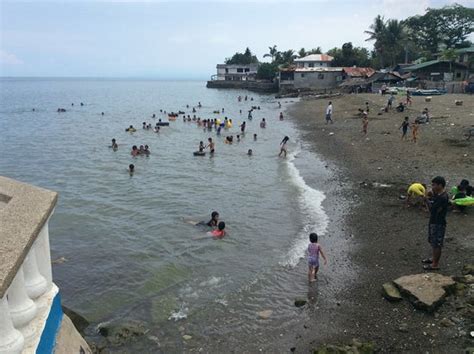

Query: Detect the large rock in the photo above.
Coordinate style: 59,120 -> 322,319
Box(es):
97,319 -> 147,346
62,306 -> 90,335
394,273 -> 455,312
382,282 -> 402,302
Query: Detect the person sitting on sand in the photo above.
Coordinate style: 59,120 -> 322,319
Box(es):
452,183 -> 467,213
406,182 -> 427,208
131,145 -> 139,156
400,117 -> 410,140
260,118 -> 266,128
396,102 -> 405,112
307,232 -> 327,282
110,138 -> 118,150
279,136 -> 289,157
128,164 -> 135,175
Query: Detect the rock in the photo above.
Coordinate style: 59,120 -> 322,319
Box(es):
314,340 -> 374,354
393,273 -> 456,312
439,318 -> 455,327
398,323 -> 409,333
455,275 -> 474,284
463,264 -> 474,275
52,256 -> 68,264
294,299 -> 307,308
257,310 -> 273,319
454,282 -> 468,296
382,282 -> 402,302
62,306 -> 89,335
183,335 -> 192,341
98,320 -> 147,346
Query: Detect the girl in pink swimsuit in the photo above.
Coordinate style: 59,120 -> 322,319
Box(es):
307,233 -> 327,282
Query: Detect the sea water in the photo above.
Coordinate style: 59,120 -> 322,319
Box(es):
0,79 -> 337,351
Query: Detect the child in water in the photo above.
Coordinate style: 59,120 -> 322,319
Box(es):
307,233 -> 327,282
128,164 -> 135,175
207,221 -> 226,239
279,136 -> 289,157
199,141 -> 205,152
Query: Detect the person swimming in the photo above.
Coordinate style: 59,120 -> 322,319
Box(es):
208,221 -> 226,239
144,145 -> 150,155
199,141 -> 205,152
110,138 -> 118,150
260,118 -> 266,128
128,164 -> 135,175
126,125 -> 136,132
253,134 -> 257,141
248,149 -> 253,156
131,145 -> 139,156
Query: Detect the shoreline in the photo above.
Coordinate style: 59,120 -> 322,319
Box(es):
287,93 -> 473,352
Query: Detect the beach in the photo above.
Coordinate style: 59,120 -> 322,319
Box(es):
288,93 -> 474,352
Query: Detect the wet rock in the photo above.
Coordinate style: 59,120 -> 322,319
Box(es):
257,310 -> 273,319
294,299 -> 307,308
454,282 -> 468,296
398,323 -> 409,333
455,275 -> 474,284
462,264 -> 474,275
394,273 -> 456,312
313,340 -> 374,354
183,335 -> 192,341
439,318 -> 455,327
62,306 -> 89,335
382,282 -> 402,302
98,320 -> 147,346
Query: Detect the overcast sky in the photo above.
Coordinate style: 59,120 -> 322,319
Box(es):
1,0 -> 472,78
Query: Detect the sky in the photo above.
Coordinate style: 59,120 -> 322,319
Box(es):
1,0 -> 472,78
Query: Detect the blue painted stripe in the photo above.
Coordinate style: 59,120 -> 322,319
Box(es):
36,292 -> 63,354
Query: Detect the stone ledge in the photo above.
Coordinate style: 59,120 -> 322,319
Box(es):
0,176 -> 58,298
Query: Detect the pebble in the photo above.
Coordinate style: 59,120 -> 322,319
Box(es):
183,335 -> 192,341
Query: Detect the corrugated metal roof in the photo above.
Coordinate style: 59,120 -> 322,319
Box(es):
404,60 -> 469,71
294,54 -> 334,62
455,46 -> 474,54
342,67 -> 376,77
295,67 -> 343,72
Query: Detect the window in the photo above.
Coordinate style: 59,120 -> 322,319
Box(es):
318,74 -> 325,79
244,68 -> 250,72
456,72 -> 461,78
309,63 -> 314,68
225,68 -> 229,73
301,73 -> 305,78
237,68 -> 244,73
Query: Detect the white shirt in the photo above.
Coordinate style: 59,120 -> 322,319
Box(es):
326,104 -> 333,115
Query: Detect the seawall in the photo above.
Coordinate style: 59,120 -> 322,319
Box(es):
206,80 -> 278,93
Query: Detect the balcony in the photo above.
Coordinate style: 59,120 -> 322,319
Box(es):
0,176 -> 89,354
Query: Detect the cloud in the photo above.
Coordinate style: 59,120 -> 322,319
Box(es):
0,50 -> 23,65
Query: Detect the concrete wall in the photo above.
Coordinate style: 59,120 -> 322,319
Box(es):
296,62 -> 329,68
293,71 -> 343,89
206,80 -> 278,92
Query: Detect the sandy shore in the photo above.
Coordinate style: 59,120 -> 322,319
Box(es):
288,93 -> 474,352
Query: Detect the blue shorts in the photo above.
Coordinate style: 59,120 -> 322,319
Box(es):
428,224 -> 446,248
308,257 -> 319,267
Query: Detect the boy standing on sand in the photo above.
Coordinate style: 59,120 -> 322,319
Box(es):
423,176 -> 449,271
400,117 -> 410,140
325,102 -> 333,124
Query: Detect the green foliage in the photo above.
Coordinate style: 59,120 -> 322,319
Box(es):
327,42 -> 371,67
256,62 -> 278,80
263,45 -> 279,61
225,47 -> 259,65
404,4 -> 474,52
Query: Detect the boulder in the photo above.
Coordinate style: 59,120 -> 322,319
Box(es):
382,282 -> 402,302
394,273 -> 455,312
97,320 -> 147,346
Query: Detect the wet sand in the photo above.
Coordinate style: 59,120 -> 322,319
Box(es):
288,93 -> 474,352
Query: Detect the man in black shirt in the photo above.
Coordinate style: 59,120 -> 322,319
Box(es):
422,176 -> 449,270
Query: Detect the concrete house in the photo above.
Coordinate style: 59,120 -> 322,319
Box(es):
211,64 -> 259,81
278,54 -> 343,92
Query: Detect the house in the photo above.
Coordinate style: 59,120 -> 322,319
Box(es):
342,67 -> 376,79
294,54 -> 334,68
339,70 -> 403,93
403,60 -> 469,81
454,46 -> 474,71
211,64 -> 259,81
278,66 -> 344,92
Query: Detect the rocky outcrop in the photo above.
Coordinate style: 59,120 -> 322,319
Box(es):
393,273 -> 456,312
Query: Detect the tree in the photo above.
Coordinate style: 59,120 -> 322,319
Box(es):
404,4 -> 474,53
441,48 -> 458,73
365,15 -> 387,67
256,62 -> 278,80
384,19 -> 408,66
297,48 -> 307,58
275,49 -> 296,67
225,47 -> 259,65
327,42 -> 371,67
308,47 -> 322,54
263,45 -> 279,62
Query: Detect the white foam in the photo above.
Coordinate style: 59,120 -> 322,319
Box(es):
168,303 -> 189,321
280,148 -> 329,268
199,276 -> 221,287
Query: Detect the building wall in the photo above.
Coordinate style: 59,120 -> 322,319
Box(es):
293,71 -> 342,89
216,64 -> 258,81
296,61 -> 330,68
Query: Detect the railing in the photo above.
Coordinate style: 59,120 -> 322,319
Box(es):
0,176 -> 59,354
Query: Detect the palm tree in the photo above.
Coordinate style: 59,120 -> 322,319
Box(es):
308,47 -> 322,54
280,50 -> 296,67
298,48 -> 307,58
365,15 -> 387,67
384,19 -> 407,66
263,45 -> 279,62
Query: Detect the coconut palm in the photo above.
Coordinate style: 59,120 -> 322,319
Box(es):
263,45 -> 279,62
298,48 -> 307,58
365,15 -> 387,67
